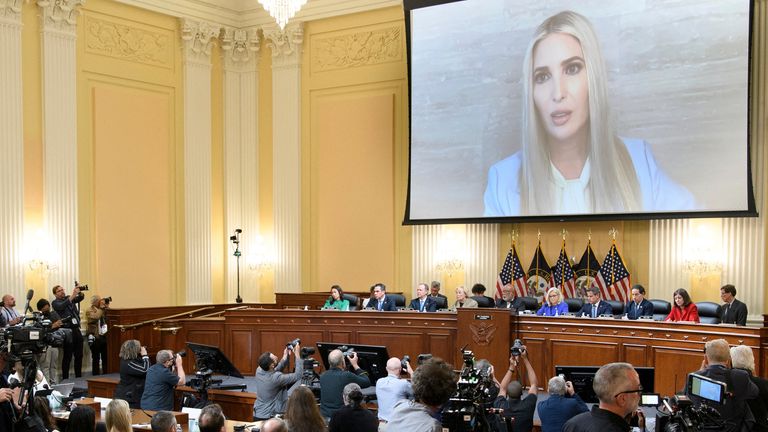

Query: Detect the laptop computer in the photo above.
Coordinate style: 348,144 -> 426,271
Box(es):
51,383 -> 74,397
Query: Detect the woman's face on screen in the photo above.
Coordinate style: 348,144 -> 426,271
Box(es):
532,32 -> 589,146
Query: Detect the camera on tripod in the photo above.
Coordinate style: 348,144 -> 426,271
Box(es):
442,348 -> 499,432
656,373 -> 725,432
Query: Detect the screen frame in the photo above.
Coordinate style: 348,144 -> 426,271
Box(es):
554,365 -> 654,403
315,342 -> 391,385
686,372 -> 726,404
402,0 -> 758,225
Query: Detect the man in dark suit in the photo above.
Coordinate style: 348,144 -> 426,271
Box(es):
429,281 -> 447,300
720,284 -> 748,326
689,339 -> 758,432
470,283 -> 495,308
409,283 -> 437,312
496,284 -> 525,312
367,283 -> 397,311
578,287 -> 612,318
624,284 -> 654,319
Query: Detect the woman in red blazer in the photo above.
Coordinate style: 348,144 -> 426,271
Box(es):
665,288 -> 700,323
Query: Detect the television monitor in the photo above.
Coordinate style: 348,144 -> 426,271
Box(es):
186,342 -> 243,378
315,342 -> 390,385
403,0 -> 755,223
554,365 -> 654,403
687,372 -> 726,404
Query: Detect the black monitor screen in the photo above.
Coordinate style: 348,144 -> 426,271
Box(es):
315,342 -> 390,385
186,342 -> 243,378
687,373 -> 726,404
555,365 -> 654,403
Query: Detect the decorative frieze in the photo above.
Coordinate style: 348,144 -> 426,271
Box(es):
37,0 -> 84,34
84,15 -> 171,67
312,26 -> 401,72
263,21 -> 303,68
181,18 -> 220,64
0,0 -> 22,22
221,27 -> 259,70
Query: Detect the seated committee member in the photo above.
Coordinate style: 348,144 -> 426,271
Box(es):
367,283 -> 397,311
496,284 -> 525,312
376,357 -> 414,426
690,339 -> 758,432
494,346 -> 539,432
470,283 -> 494,306
140,349 -> 186,411
578,287 -> 612,318
563,362 -> 645,432
483,10 -> 697,217
665,288 -> 699,323
720,284 -> 748,326
253,342 -> 304,420
730,345 -> 768,432
409,283 -> 438,312
537,287 -> 569,316
537,375 -> 588,432
624,284 -> 653,319
329,383 -> 378,432
386,358 -> 457,431
454,286 -> 478,309
319,349 -> 372,418
114,339 -> 149,408
323,285 -> 350,311
430,281 -> 447,300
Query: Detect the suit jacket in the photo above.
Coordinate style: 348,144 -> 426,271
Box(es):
624,299 -> 654,319
496,297 -> 525,312
409,296 -> 437,312
368,296 -> 397,311
578,301 -> 613,318
690,365 -> 759,432
722,299 -> 748,326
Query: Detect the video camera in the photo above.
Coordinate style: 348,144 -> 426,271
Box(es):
1,313 -> 64,359
442,348 -> 499,432
656,373 -> 725,432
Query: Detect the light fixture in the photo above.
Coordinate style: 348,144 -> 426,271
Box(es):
247,235 -> 275,277
682,254 -> 723,278
682,221 -> 723,279
23,230 -> 58,277
434,228 -> 465,277
258,0 -> 308,30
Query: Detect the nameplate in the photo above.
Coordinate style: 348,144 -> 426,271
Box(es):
474,314 -> 492,320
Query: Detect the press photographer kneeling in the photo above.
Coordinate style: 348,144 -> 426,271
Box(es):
253,338 -> 305,420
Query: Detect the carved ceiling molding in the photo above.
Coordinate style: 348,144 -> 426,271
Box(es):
311,25 -> 401,72
263,21 -> 303,67
37,0 -> 85,34
0,0 -> 22,22
221,27 -> 259,70
84,15 -> 172,67
181,18 -> 221,64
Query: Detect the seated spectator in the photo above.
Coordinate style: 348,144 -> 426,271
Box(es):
323,285 -> 350,311
261,418 -> 288,432
665,288 -> 700,323
284,386 -> 327,432
454,286 -> 478,309
67,405 -> 96,432
493,346 -> 538,432
624,284 -> 653,319
150,411 -> 177,432
106,399 -> 132,432
537,375 -> 588,432
199,403 -> 226,432
536,287 -> 569,317
386,357 -> 458,431
329,383 -> 378,432
9,356 -> 49,391
730,345 -> 768,432
32,395 -> 58,432
563,363 -> 645,432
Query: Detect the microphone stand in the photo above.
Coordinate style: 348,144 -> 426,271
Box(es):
231,229 -> 243,303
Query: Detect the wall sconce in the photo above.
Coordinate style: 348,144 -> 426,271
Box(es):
683,221 -> 723,279
246,235 -> 275,277
682,252 -> 723,279
23,230 -> 58,277
434,228 -> 465,277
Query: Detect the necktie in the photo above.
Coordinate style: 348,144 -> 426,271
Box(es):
378,301 -> 382,311
723,304 -> 730,322
592,304 -> 597,318
420,300 -> 424,312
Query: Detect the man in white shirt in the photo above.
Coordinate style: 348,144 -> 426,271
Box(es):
1,295 -> 23,326
387,358 -> 457,432
376,357 -> 414,429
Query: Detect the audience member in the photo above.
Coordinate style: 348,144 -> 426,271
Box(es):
470,283 -> 495,307
150,411 -> 177,432
140,349 -> 185,411
730,345 -> 768,432
114,339 -> 149,408
494,347 -> 538,432
375,357 -> 414,426
537,375 -> 588,432
319,349 -> 371,418
323,285 -> 350,311
454,286 -> 478,308
32,395 -> 58,432
367,283 -> 397,311
329,383 -> 378,432
9,355 -> 50,391
720,284 -> 748,326
105,399 -> 132,432
429,281 -> 447,300
36,299 -> 64,384
253,342 -> 304,420
665,288 -> 700,323
563,362 -> 644,432
261,418 -> 288,432
624,284 -> 653,320
199,403 -> 226,432
536,287 -> 568,316
578,287 -> 612,318
67,405 -> 96,432
386,357 -> 457,431
285,386 -> 328,432
689,339 -> 758,432
51,284 -> 85,379
409,283 -> 437,312
496,284 -> 525,312
1,294 -> 23,326
86,295 -> 109,375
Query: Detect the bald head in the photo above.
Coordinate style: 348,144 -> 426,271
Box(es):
261,418 -> 287,432
386,357 -> 402,374
328,349 -> 344,369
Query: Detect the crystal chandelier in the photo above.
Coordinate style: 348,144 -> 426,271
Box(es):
258,0 -> 308,30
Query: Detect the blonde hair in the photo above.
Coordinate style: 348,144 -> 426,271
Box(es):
545,287 -> 562,306
106,399 -> 132,432
520,10 -> 640,213
704,339 -> 731,364
118,340 -> 141,360
730,345 -> 755,372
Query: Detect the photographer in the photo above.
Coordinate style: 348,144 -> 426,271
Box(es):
252,342 -> 304,420
140,349 -> 186,411
494,344 -> 539,432
319,349 -> 371,419
51,284 -> 85,379
375,356 -> 414,427
85,295 -> 110,375
387,357 -> 457,431
35,299 -> 64,384
537,375 -> 588,432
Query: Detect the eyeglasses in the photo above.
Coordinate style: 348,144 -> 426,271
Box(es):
548,294 -> 558,298
614,385 -> 643,398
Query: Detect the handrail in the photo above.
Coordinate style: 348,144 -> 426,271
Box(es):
192,305 -> 250,319
113,306 -> 215,331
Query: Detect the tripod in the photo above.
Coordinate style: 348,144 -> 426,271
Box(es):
230,229 -> 243,303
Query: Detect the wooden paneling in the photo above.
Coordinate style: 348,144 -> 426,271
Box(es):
653,347 -> 704,395
623,344 -> 648,366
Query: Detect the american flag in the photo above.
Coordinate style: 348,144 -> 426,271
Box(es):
551,246 -> 577,298
594,243 -> 631,303
497,245 -> 527,299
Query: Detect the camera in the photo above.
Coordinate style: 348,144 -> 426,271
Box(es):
401,355 -> 410,370
510,339 -> 525,357
74,281 -> 89,291
177,350 -> 187,358
286,338 -> 301,349
442,349 -> 499,432
104,296 -> 112,305
300,346 -> 315,359
338,345 -> 355,358
417,353 -> 433,365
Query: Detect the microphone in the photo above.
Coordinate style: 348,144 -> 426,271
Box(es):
22,289 -> 34,318
26,290 -> 33,301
